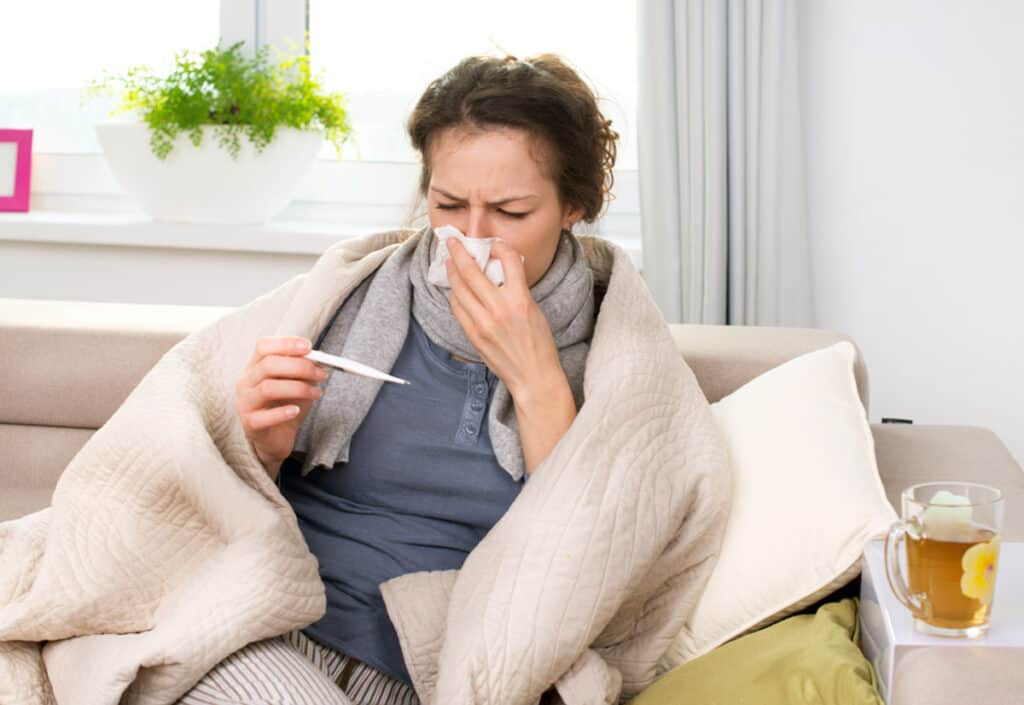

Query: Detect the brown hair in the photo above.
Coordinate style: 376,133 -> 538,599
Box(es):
407,53 -> 619,224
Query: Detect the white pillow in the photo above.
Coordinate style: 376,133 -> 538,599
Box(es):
660,341 -> 897,670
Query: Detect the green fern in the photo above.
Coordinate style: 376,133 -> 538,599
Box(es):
82,34 -> 354,161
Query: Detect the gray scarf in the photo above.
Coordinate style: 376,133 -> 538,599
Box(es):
291,224 -> 595,481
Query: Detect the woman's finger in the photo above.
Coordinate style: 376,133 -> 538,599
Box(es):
447,239 -> 502,313
446,256 -> 489,331
489,240 -> 528,293
243,403 -> 303,432
241,378 -> 322,412
448,288 -> 480,342
242,354 -> 329,389
248,336 -> 311,367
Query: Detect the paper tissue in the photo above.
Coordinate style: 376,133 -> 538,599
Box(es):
427,225 -> 524,288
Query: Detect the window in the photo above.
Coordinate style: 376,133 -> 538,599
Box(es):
308,1 -> 638,169
304,1 -> 639,243
0,1 -> 638,252
0,0 -> 219,153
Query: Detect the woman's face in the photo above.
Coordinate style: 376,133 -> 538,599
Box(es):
426,126 -> 581,288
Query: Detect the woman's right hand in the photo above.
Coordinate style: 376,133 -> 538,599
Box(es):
235,336 -> 330,479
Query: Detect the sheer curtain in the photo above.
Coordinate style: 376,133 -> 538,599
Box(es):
637,0 -> 812,326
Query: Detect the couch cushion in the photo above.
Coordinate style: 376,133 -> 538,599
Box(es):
1,489 -> 53,524
0,298 -> 232,429
631,598 -> 883,705
662,341 -> 896,669
0,423 -> 95,521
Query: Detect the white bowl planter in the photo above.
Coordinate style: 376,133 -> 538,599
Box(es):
95,122 -> 323,225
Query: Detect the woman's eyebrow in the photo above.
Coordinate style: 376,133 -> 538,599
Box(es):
430,186 -> 538,206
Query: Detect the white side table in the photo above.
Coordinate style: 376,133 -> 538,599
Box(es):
859,539 -> 1024,705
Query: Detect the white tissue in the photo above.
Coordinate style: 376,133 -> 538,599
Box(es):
427,225 -> 524,288
921,489 -> 974,541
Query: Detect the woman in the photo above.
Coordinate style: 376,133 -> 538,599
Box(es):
181,52 -> 618,704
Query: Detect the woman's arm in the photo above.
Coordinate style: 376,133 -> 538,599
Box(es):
512,369 -> 577,476
443,238 -> 581,475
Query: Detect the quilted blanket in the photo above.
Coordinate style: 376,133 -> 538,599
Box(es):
0,229 -> 732,705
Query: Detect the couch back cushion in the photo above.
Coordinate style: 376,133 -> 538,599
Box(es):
0,298 -> 866,519
670,324 -> 869,409
0,298 -> 233,429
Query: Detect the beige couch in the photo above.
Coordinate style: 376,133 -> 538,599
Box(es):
1,296 -> 1022,699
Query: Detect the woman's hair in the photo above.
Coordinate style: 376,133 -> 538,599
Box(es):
407,53 -> 619,224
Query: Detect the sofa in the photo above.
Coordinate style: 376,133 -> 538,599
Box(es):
2,296 -> 1022,701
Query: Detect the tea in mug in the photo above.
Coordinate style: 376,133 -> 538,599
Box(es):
886,482 -> 1005,637
905,524 -> 1000,630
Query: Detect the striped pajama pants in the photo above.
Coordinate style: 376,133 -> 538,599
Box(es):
177,629 -> 420,705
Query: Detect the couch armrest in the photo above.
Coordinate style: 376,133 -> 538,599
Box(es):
872,424 -> 1024,541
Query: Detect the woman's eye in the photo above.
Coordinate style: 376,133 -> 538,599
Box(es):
435,203 -> 527,218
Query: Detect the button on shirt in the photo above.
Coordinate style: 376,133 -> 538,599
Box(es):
278,315 -> 526,684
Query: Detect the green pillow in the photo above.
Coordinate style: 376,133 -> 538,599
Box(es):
628,598 -> 883,705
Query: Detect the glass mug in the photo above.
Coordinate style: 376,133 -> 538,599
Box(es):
884,481 -> 1004,637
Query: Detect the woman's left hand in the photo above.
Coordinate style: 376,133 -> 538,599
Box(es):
445,238 -> 565,400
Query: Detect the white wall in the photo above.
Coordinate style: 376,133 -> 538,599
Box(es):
797,0 -> 1023,463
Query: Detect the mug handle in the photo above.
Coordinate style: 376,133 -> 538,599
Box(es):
884,520 -> 924,614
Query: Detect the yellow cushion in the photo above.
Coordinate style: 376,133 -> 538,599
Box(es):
631,597 -> 883,705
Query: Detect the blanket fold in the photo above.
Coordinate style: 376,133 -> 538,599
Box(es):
0,229 -> 731,705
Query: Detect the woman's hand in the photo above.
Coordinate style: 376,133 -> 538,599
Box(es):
235,336 -> 329,480
445,238 -> 564,399
445,238 -> 578,475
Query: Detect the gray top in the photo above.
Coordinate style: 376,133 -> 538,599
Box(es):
279,315 -> 527,684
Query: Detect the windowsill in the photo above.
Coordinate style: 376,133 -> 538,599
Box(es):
0,209 -> 387,256
0,207 -> 643,266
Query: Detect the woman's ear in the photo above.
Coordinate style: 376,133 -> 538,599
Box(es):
562,205 -> 585,231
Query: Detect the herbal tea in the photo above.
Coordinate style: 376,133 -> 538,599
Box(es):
886,482 -> 1005,637
905,525 -> 1001,630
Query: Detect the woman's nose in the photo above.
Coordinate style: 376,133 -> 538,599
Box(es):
463,211 -> 491,240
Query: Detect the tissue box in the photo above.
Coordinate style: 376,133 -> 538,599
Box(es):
859,539 -> 1024,705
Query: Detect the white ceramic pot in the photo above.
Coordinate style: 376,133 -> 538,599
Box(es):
95,122 -> 323,225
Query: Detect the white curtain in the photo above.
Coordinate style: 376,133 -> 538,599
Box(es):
638,0 -> 812,326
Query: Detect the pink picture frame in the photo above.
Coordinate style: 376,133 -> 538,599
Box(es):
0,129 -> 33,212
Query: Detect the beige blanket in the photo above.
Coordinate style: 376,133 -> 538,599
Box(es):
0,230 -> 731,705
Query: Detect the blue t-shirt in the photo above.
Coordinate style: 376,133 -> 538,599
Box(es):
278,315 -> 525,683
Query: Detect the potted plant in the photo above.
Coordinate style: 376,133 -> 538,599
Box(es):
83,37 -> 353,225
